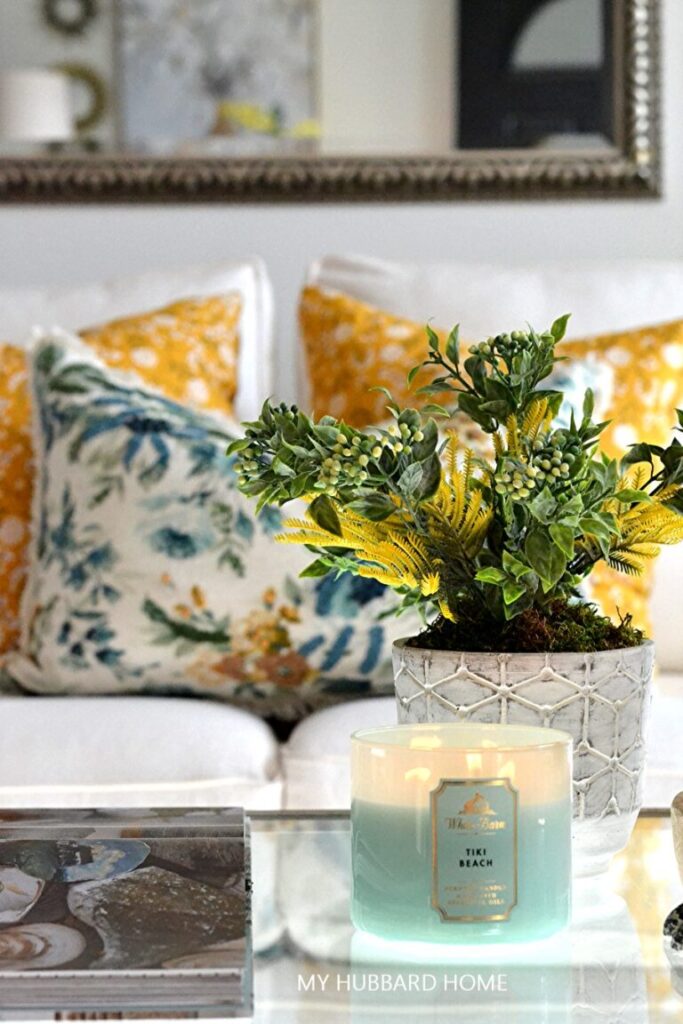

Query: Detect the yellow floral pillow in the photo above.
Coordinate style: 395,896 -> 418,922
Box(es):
300,285 -> 683,633
0,293 -> 242,655
299,285 -> 450,426
0,343 -> 34,654
561,318 -> 683,630
82,294 -> 241,411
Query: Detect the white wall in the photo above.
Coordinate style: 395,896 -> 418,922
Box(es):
0,0 -> 681,404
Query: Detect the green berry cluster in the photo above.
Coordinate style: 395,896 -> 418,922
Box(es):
532,431 -> 580,486
320,422 -> 426,492
469,328 -> 554,360
320,432 -> 373,489
494,459 -> 541,501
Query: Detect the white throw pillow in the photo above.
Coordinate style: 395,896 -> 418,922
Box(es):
0,258 -> 274,421
308,254 -> 683,340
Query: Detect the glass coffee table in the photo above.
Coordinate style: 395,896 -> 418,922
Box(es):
249,809 -> 683,1023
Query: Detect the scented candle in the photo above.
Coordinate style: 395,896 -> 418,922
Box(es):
351,723 -> 572,944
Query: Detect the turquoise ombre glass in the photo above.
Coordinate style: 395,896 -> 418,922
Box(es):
351,723 -> 572,945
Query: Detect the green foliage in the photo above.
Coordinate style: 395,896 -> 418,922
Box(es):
227,314 -> 683,647
227,402 -> 441,517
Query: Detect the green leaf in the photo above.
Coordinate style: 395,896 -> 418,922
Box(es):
458,393 -> 494,432
557,494 -> 584,526
368,386 -> 399,415
475,567 -> 506,585
420,403 -> 451,418
550,314 -> 571,342
416,381 -> 457,396
528,487 -> 557,524
226,438 -> 252,456
271,456 -> 296,478
398,464 -> 423,495
621,443 -> 654,466
393,450 -> 439,501
582,388 -> 595,422
502,551 -> 533,580
613,489 -> 653,505
347,494 -> 397,522
502,590 -> 534,621
524,529 -> 567,588
579,515 -> 616,543
426,325 -> 441,352
407,364 -> 423,386
445,325 -> 460,365
549,523 -> 575,558
411,418 -> 439,461
308,495 -> 342,537
299,559 -> 332,579
503,580 -> 527,605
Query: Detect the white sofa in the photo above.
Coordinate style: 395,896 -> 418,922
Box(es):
0,254 -> 682,814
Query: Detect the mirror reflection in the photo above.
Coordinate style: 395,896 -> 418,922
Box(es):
0,0 -> 622,160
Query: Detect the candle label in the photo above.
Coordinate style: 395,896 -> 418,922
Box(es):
430,778 -> 518,923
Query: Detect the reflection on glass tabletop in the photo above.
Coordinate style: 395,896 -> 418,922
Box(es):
249,810 -> 682,1023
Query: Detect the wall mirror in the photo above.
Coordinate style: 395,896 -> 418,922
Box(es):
0,0 -> 660,202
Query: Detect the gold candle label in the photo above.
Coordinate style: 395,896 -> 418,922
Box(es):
430,778 -> 518,923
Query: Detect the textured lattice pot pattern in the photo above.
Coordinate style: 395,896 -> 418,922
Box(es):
393,639 -> 655,875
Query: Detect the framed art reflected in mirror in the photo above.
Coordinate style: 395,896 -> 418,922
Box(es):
0,0 -> 661,203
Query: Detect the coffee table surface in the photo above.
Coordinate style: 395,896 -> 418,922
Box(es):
249,810 -> 683,1024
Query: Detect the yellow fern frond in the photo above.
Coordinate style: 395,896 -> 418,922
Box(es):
493,431 -> 505,458
506,414 -> 520,456
420,573 -> 441,596
608,553 -> 645,576
653,485 -> 683,505
522,399 -> 549,444
444,431 -> 459,483
357,564 -> 407,589
276,530 -> 335,546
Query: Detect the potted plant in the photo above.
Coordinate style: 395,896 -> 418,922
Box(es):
229,316 -> 683,874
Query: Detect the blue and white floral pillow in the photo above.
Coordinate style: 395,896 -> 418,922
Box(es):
6,331 -> 418,719
549,352 -> 614,430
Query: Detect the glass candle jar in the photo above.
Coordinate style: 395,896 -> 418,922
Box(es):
351,723 -> 572,945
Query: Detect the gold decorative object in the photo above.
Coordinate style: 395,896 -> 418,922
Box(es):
56,63 -> 107,134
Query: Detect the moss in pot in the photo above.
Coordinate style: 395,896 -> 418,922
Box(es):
228,315 -> 683,873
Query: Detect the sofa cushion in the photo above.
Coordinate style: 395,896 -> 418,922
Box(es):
0,695 -> 281,810
284,697 -> 396,809
4,331 -> 410,719
283,684 -> 682,811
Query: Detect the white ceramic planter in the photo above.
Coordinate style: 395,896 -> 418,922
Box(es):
393,639 -> 655,876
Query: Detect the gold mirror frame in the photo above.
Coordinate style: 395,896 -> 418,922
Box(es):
0,0 -> 660,204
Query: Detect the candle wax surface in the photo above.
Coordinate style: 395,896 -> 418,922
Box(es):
352,798 -> 571,944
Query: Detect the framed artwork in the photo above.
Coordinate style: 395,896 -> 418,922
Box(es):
117,0 -> 319,156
